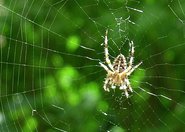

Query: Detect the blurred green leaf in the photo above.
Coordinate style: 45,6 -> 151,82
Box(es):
111,126 -> 125,132
23,117 -> 38,132
66,35 -> 80,52
56,66 -> 78,90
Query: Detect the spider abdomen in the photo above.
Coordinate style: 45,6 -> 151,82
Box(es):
113,54 -> 126,73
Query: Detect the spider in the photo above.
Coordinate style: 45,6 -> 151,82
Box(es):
99,29 -> 142,98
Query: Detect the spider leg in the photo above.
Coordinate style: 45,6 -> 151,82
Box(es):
111,84 -> 116,89
99,62 -> 110,72
120,82 -> 129,98
129,41 -> 134,67
125,78 -> 133,92
104,29 -> 114,71
104,78 -> 110,92
127,61 -> 142,76
99,62 -> 113,92
125,41 -> 134,72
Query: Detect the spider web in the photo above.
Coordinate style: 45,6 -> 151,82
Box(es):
0,0 -> 185,131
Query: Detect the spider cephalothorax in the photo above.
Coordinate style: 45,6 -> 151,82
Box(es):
99,29 -> 142,98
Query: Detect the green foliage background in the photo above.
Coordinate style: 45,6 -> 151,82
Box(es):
0,0 -> 185,131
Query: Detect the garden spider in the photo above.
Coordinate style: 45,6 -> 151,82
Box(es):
99,29 -> 142,98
